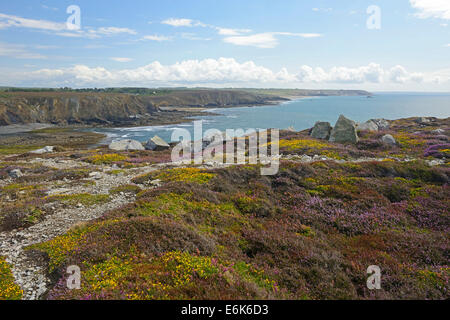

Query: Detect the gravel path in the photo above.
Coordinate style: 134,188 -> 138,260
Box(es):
0,160 -> 160,300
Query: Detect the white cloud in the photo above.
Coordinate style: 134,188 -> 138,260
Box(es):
0,13 -> 66,31
224,33 -> 279,48
0,42 -> 47,59
181,33 -> 212,41
0,12 -> 137,39
410,0 -> 450,19
312,8 -> 333,12
216,27 -> 252,36
445,43 -> 450,47
10,58 -> 447,88
96,27 -> 137,35
110,57 -> 133,62
223,32 -> 322,48
142,35 -> 171,41
162,18 -> 195,27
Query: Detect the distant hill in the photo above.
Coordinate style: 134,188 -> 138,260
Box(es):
234,88 -> 372,97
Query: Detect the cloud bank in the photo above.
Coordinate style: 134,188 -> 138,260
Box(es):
6,58 -> 447,88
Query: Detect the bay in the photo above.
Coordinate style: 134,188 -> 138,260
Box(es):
90,93 -> 450,143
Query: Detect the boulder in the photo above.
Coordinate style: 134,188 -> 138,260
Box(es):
357,120 -> 379,132
329,115 -> 359,144
8,169 -> 23,179
30,146 -> 54,154
381,134 -> 396,146
432,129 -> 445,134
109,139 -> 145,151
310,122 -> 332,140
145,135 -> 170,151
371,119 -> 390,130
415,117 -> 431,125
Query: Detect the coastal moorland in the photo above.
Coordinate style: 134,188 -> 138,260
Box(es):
0,113 -> 448,300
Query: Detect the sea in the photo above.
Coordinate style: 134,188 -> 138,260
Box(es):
89,93 -> 450,144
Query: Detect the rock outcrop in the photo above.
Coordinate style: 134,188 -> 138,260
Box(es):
145,136 -> 170,151
329,115 -> 359,144
8,169 -> 23,179
415,117 -> 433,125
357,120 -> 379,132
310,122 -> 332,140
371,119 -> 390,130
109,139 -> 145,151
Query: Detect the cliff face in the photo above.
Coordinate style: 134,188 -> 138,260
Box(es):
145,90 -> 284,107
0,90 -> 282,126
0,93 -> 159,126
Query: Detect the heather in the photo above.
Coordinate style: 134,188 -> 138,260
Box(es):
31,158 -> 449,300
1,116 -> 448,300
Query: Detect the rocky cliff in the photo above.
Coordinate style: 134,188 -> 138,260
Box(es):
0,92 -> 160,126
0,90 -> 283,126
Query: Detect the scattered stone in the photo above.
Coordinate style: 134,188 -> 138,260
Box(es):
310,122 -> 332,140
145,135 -> 170,151
329,115 -> 359,144
30,146 -> 54,154
371,119 -> 390,130
8,169 -> 23,179
381,134 -> 397,145
109,139 -> 145,151
415,117 -> 431,125
299,155 -> 313,162
432,128 -> 445,134
150,179 -> 162,187
89,172 -> 102,180
426,159 -> 444,166
357,120 -> 379,132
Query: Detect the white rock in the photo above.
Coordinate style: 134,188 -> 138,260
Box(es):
357,120 -> 379,132
300,155 -> 313,162
150,179 -> 162,187
109,139 -> 145,151
381,134 -> 397,145
371,119 -> 390,130
89,172 -> 102,179
30,146 -> 54,154
8,169 -> 23,178
145,135 -> 170,151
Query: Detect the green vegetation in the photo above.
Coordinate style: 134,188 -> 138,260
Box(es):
46,193 -> 110,206
0,256 -> 23,300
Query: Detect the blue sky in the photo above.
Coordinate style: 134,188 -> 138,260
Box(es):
0,0 -> 449,91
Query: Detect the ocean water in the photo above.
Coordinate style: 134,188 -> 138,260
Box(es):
91,93 -> 450,143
